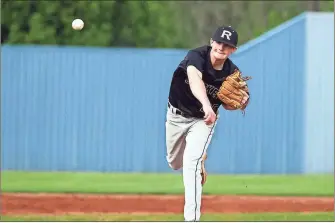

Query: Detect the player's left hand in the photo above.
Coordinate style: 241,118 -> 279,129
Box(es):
242,93 -> 249,104
216,69 -> 252,113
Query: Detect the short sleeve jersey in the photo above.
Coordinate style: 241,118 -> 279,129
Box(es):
168,45 -> 239,118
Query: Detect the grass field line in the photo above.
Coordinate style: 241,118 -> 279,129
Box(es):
2,171 -> 334,196
3,192 -> 334,201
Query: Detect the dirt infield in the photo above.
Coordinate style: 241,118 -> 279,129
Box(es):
2,193 -> 334,215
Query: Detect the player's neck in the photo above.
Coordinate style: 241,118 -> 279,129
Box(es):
210,52 -> 226,70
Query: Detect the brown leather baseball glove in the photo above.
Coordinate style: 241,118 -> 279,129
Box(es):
217,69 -> 252,113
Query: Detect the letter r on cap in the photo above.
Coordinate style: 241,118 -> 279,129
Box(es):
221,30 -> 232,40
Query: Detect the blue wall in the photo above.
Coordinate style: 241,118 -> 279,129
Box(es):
1,12 -> 333,174
303,13 -> 334,173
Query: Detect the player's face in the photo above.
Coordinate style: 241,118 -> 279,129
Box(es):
211,41 -> 236,60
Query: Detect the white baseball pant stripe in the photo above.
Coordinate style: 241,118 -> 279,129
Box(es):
165,103 -> 218,221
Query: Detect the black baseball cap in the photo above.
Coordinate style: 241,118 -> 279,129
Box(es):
211,26 -> 238,48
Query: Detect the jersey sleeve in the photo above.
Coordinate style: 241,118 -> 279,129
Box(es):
183,50 -> 205,73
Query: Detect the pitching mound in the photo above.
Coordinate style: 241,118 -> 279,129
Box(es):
2,193 -> 334,215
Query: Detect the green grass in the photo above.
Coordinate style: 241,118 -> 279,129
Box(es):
1,171 -> 334,196
1,212 -> 334,221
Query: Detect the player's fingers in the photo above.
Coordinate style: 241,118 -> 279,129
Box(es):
242,96 -> 249,104
206,113 -> 215,125
240,82 -> 247,87
206,118 -> 213,125
212,112 -> 216,120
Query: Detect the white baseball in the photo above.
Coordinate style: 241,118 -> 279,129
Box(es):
72,19 -> 84,30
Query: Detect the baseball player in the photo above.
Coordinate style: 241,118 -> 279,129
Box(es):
165,25 -> 251,221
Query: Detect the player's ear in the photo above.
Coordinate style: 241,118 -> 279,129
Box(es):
210,38 -> 214,46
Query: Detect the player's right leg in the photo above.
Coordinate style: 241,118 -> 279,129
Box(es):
165,104 -> 193,170
182,118 -> 218,221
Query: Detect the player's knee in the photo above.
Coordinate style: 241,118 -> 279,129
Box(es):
168,161 -> 182,170
166,155 -> 183,170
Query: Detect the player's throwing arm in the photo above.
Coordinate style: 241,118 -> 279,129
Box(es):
187,65 -> 217,125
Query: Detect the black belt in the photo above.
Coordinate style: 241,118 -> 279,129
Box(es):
168,102 -> 191,118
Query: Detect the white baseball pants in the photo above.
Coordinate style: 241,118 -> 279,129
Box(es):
165,103 -> 218,221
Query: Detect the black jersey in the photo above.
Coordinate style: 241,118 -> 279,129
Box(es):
168,45 -> 239,118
